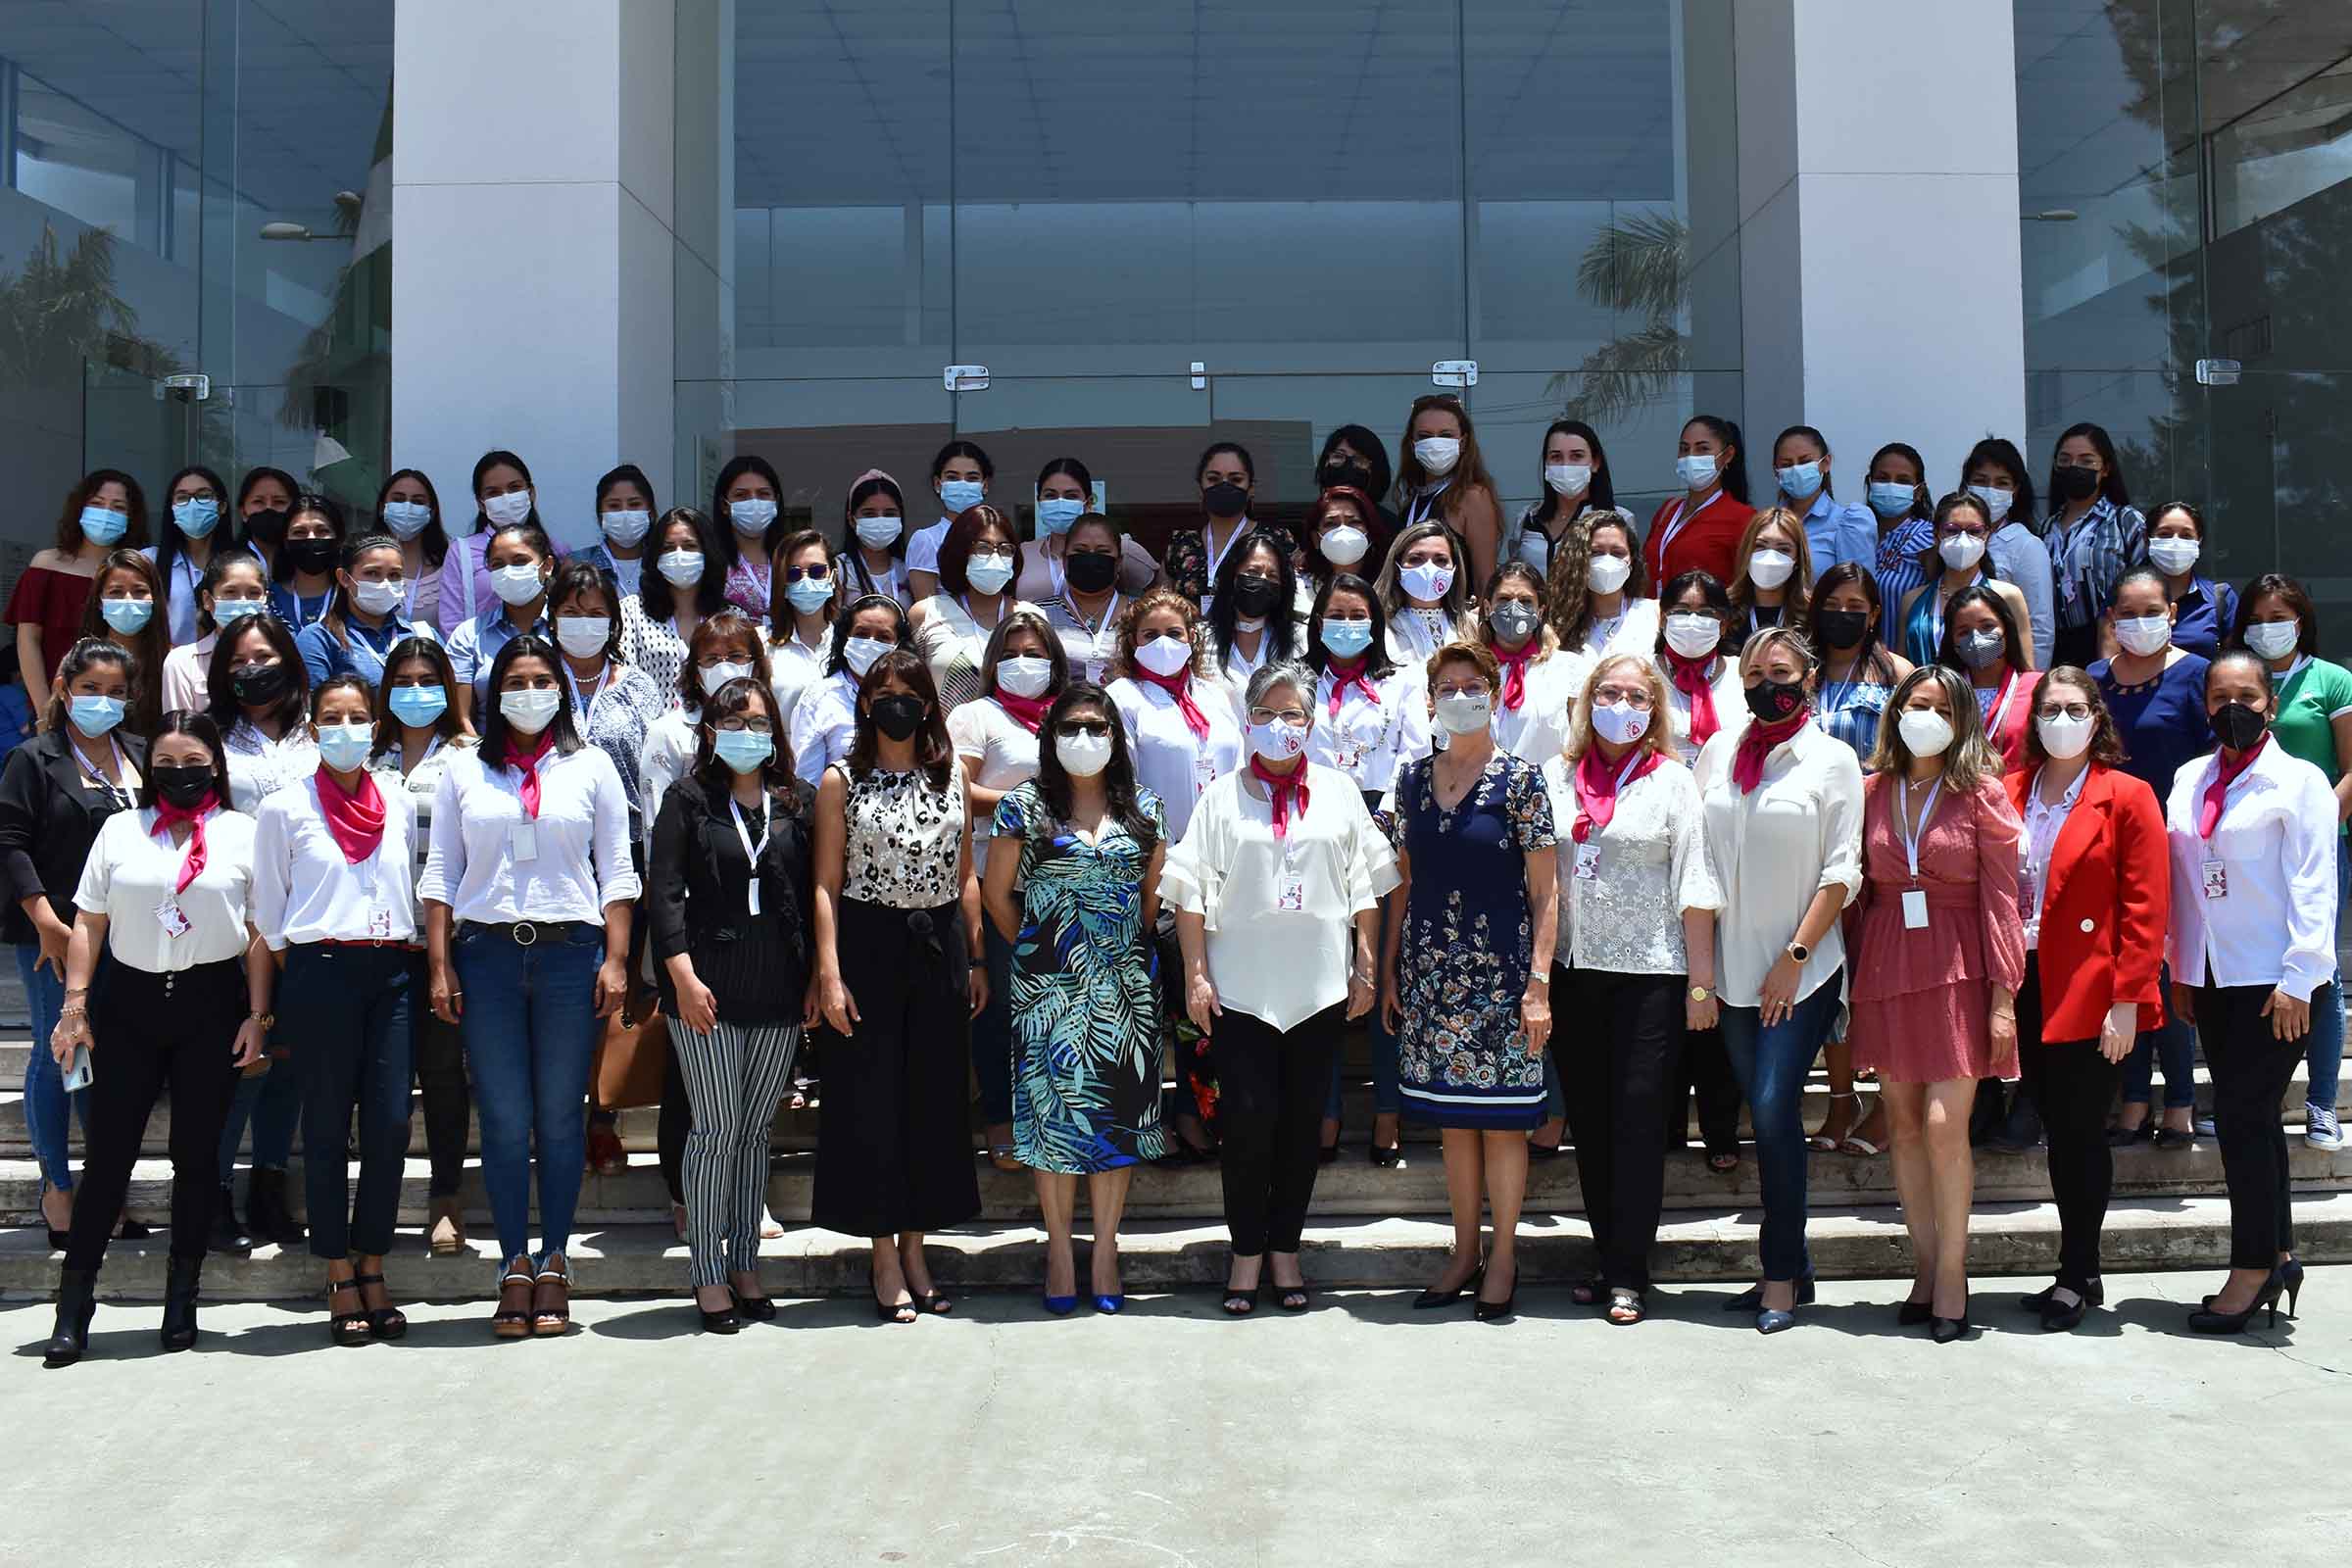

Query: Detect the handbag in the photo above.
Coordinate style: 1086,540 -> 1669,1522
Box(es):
592,999 -> 670,1110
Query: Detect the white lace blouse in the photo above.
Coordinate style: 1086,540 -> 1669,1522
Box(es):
1541,753 -> 1721,975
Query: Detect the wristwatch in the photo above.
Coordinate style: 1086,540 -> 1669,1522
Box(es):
1785,942 -> 1810,964
1689,983 -> 1711,1003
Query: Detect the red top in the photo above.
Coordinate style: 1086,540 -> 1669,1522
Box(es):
1642,490 -> 1753,589
1977,668 -> 2036,773
4,565 -> 95,683
2001,764 -> 2170,1040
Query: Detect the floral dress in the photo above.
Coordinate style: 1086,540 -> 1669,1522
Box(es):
993,781 -> 1168,1172
1384,751 -> 1556,1129
1163,521 -> 1298,608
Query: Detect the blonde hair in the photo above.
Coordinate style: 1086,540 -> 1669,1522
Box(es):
1565,653 -> 1672,764
1727,507 -> 1815,633
1868,663 -> 2003,792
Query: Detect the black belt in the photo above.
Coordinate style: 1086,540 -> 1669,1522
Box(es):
467,919 -> 588,948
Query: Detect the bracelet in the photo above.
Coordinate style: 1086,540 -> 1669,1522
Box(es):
64,987 -> 88,998
57,1005 -> 85,1020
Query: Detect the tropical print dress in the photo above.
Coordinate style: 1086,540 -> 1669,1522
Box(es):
993,780 -> 1169,1171
1384,751 -> 1557,1130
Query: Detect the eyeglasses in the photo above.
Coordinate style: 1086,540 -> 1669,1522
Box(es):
1247,706 -> 1309,726
1433,680 -> 1492,701
713,716 -> 776,735
2036,703 -> 2093,722
1054,719 -> 1112,739
1592,684 -> 1653,710
782,564 -> 830,583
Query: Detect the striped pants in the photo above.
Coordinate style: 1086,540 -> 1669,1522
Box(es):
672,1018 -> 801,1288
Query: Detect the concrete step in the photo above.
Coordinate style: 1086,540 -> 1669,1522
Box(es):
7,1192 -> 2349,1302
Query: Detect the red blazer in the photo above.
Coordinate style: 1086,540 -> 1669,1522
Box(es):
1643,490 -> 1753,590
2003,762 -> 2170,1040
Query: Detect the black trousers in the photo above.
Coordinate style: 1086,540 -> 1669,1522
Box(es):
2202,981 -> 2306,1268
63,957 -> 245,1271
1214,1003 -> 1341,1255
1560,964 -> 1685,1291
1668,1023 -> 1741,1154
2014,954 -> 2120,1290
410,954 -> 470,1199
285,945 -> 415,1260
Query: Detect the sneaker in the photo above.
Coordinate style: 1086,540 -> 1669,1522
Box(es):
2307,1102 -> 2344,1152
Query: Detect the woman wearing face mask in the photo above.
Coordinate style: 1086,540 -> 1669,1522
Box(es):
906,440 -> 996,604
712,456 -> 783,620
1694,626 -> 1864,1332
1481,564 -> 1577,764
420,634 -> 639,1337
1041,514 -> 1135,686
236,466 -> 299,579
1541,654 -> 1722,1323
1768,426 -> 1873,579
446,519 -> 559,726
1017,457 -> 1156,605
1394,397 -> 1503,587
1727,509 -> 1817,639
2229,574 -> 2352,1152
2000,669 -> 2169,1330
1507,419 -> 1632,582
647,675 -> 815,1332
1896,492 -> 2033,668
11,470 -> 148,723
1376,520 -> 1476,666
367,639 -> 477,1255
1106,590 -> 1244,843
1314,424 -> 1396,532
2042,424 -> 2146,670
76,551 -> 168,738
837,469 -> 912,610
985,682 -> 1173,1312
790,597 -> 911,791
765,528 -> 840,728
250,675 -> 421,1345
811,649 -> 985,1320
2141,502 -> 2235,659
1936,585 -> 2036,772
1848,664 -> 2024,1341
432,451 -> 537,639
371,468 -> 452,634
1548,514 -> 1659,666
145,465 -> 236,646
160,553 -> 271,714
577,464 -> 658,602
621,507 -> 732,706
1643,416 -> 1754,589
1206,530 -> 1301,695
0,639 -> 148,1250
949,612 -> 1068,1171
1653,571 -> 1744,768
909,505 -> 1038,711
1381,641 -> 1557,1320
549,561 -> 666,848
1865,443 -> 1936,612
204,613 -> 317,1252
1169,662 -> 1394,1313
296,532 -> 429,692
270,494 -> 347,633
1164,441 -> 1293,614
1951,438 -> 2054,669
1301,486 -> 1392,602
2165,651 -> 2337,1332
39,712 -> 267,1367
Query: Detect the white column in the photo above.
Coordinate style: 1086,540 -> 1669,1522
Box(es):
1737,0 -> 2026,490
391,0 -> 678,550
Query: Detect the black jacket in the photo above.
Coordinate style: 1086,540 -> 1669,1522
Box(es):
0,730 -> 149,947
646,769 -> 815,1024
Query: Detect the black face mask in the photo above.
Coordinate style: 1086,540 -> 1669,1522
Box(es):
244,508 -> 290,547
2052,465 -> 2100,503
1814,609 -> 1870,650
1064,550 -> 1118,595
1744,676 -> 1808,724
1318,461 -> 1373,495
152,764 -> 214,808
230,662 -> 290,707
1202,482 -> 1249,520
1230,574 -> 1282,617
871,693 -> 927,741
2210,700 -> 2267,751
285,537 -> 339,575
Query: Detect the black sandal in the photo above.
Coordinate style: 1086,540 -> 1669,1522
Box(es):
491,1257 -> 535,1339
874,1288 -> 917,1324
1274,1282 -> 1311,1313
326,1277 -> 371,1347
353,1270 -> 407,1341
1221,1283 -> 1261,1316
1569,1271 -> 1607,1306
912,1291 -> 954,1316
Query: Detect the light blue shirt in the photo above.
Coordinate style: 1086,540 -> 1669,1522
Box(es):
1788,490 -> 1875,583
446,608 -> 550,698
296,612 -> 435,691
1986,521 -> 2055,668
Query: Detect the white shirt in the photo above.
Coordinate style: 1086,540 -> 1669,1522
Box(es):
606,556 -> 644,599
787,669 -> 859,789
1107,675 -> 1244,843
1543,753 -> 1721,974
1694,719 -> 1865,1007
417,743 -> 641,925
836,549 -> 910,610
2019,763 -> 2088,952
74,806 -> 259,972
1493,651 -> 1580,764
904,516 -> 955,578
369,735 -> 471,893
766,626 -> 829,727
1307,666 -> 1426,796
1386,606 -> 1460,668
1657,654 -> 1747,766
2164,740 -> 2338,1000
251,774 -> 420,948
947,696 -> 1041,873
1159,765 -> 1400,1032
636,711 -> 697,854
161,634 -> 217,713
223,720 -> 319,814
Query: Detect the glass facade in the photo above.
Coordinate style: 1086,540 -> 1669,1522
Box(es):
0,2 -> 392,565
2016,0 -> 2352,639
686,0 -> 1741,553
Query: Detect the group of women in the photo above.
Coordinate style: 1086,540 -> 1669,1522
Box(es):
11,403 -> 2341,1365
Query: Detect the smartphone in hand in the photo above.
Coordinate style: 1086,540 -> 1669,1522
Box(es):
60,1046 -> 92,1093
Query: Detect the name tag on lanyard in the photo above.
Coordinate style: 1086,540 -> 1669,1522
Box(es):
1897,777 -> 1940,931
2202,858 -> 2228,900
731,797 -> 771,916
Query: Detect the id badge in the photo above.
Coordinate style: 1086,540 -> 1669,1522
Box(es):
368,906 -> 394,941
2016,861 -> 2037,913
1900,888 -> 1930,930
1335,744 -> 1362,775
2202,858 -> 2228,900
747,879 -> 763,917
155,899 -> 191,939
1192,754 -> 1217,798
1276,870 -> 1306,912
513,820 -> 538,862
1085,659 -> 1108,685
1574,842 -> 1601,882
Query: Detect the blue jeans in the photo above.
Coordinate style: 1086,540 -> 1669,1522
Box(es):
456,921 -> 604,1265
2304,838 -> 2349,1113
217,1050 -> 304,1174
971,917 -> 1014,1128
1327,898 -> 1399,1120
16,942 -> 84,1191
282,945 -> 415,1260
1719,973 -> 1843,1283
2121,960 -> 2196,1113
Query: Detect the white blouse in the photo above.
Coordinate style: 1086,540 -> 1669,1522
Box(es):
417,743 -> 641,926
766,626 -> 830,727
2019,763 -> 2087,952
369,736 -> 471,893
223,720 -> 318,815
1159,765 -> 1400,1032
1306,666 -> 1427,796
1694,719 -> 1864,1007
2164,740 -> 2338,999
1386,606 -> 1461,669
947,696 -> 1041,873
636,710 -> 698,853
1493,652 -> 1581,765
787,670 -> 859,790
251,774 -> 421,948
911,593 -> 1041,710
1559,597 -> 1660,671
74,806 -> 259,972
1542,754 -> 1721,975
1106,674 -> 1244,843
1656,654 -> 1747,766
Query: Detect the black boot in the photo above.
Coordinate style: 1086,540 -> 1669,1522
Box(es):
42,1267 -> 97,1368
248,1167 -> 306,1248
1993,1083 -> 2044,1152
210,1181 -> 255,1257
161,1255 -> 203,1351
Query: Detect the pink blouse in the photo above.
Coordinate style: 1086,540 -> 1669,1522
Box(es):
1848,773 -> 2026,1008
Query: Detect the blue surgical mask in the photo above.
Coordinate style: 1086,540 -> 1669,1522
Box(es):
380,500 -> 434,539
212,596 -> 267,625
99,598 -> 154,635
712,728 -> 775,774
172,496 -> 220,538
1866,481 -> 1917,520
79,505 -> 127,546
1321,619 -> 1375,659
1036,497 -> 1085,534
315,721 -> 374,772
784,575 -> 834,613
939,478 -> 985,513
1675,454 -> 1718,490
1775,460 -> 1822,498
387,684 -> 449,727
728,498 -> 777,535
68,694 -> 125,738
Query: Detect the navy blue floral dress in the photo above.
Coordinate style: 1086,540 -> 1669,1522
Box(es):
1386,752 -> 1557,1129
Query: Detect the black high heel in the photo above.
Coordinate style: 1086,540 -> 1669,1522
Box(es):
1473,1260 -> 1518,1322
700,1291 -> 742,1334
1412,1259 -> 1484,1310
2188,1269 -> 2286,1335
353,1270 -> 407,1341
1930,1299 -> 1971,1343
160,1256 -> 202,1352
42,1268 -> 95,1369
2280,1257 -> 2305,1319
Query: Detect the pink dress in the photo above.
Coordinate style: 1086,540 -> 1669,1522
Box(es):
1848,774 -> 2026,1083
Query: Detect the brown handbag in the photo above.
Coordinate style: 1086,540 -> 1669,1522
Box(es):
592,1001 -> 670,1110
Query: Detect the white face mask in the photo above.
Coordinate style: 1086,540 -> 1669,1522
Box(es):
1055,730 -> 1112,777
1746,549 -> 1796,591
842,635 -> 893,676
1544,463 -> 1592,497
556,615 -> 611,658
1319,525 -> 1369,566
1897,708 -> 1954,758
657,549 -> 706,586
1434,691 -> 1494,736
1664,612 -> 1722,660
1591,700 -> 1650,746
1937,532 -> 1987,571
601,509 -> 651,548
1134,634 -> 1194,678
1413,437 -> 1461,476
996,656 -> 1054,699
964,552 -> 1016,596
2245,619 -> 2300,661
1399,562 -> 1454,603
1587,554 -> 1632,596
352,578 -> 407,618
489,563 -> 545,606
1965,485 -> 2013,526
855,514 -> 903,550
2036,711 -> 2094,760
1676,453 -> 1718,490
500,688 -> 561,733
2146,536 -> 2201,575
729,498 -> 778,535
1247,717 -> 1308,761
380,500 -> 433,539
2113,614 -> 2172,658
700,660 -> 754,696
482,490 -> 533,527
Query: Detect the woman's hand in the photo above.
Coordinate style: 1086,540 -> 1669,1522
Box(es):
1380,963 -> 1402,1034
592,956 -> 628,1019
673,970 -> 718,1035
1988,1004 -> 2018,1063
1519,982 -> 1552,1057
49,1008 -> 90,1066
820,971 -> 858,1036
2264,988 -> 2311,1042
429,959 -> 464,1025
2172,982 -> 2196,1024
231,1017 -> 268,1069
2097,1002 -> 2138,1064
1759,953 -> 1803,1027
800,975 -> 823,1031
1346,967 -> 1375,1022
1686,988 -> 1719,1033
32,909 -> 70,980
966,961 -> 989,1020
1186,970 -> 1221,1036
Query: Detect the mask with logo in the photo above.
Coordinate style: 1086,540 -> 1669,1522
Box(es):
1398,562 -> 1453,603
1434,691 -> 1494,736
1591,700 -> 1649,746
1487,603 -> 1540,645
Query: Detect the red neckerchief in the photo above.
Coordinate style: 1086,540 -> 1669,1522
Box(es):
505,731 -> 556,820
151,792 -> 219,894
1249,756 -> 1309,839
1665,652 -> 1720,748
1132,664 -> 1211,740
2200,733 -> 2269,839
316,765 -> 387,863
1732,710 -> 1810,795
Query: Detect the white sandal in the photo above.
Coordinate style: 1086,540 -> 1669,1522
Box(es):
1807,1091 -> 1858,1152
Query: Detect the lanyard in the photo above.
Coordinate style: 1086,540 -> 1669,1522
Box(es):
70,735 -> 133,809
729,796 -> 771,915
1201,518 -> 1247,587
1070,589 -> 1121,637
565,660 -> 610,717
458,537 -> 479,622
1984,669 -> 2022,738
1404,485 -> 1447,528
1898,776 -> 1942,882
1655,490 -> 1719,560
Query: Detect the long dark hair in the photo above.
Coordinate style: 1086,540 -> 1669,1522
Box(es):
1807,563 -> 1899,683
692,675 -> 801,805
639,506 -> 729,622
2230,572 -> 2321,660
711,454 -> 783,568
1772,424 -> 1836,498
44,636 -> 136,739
825,594 -> 911,678
469,449 -> 539,533
595,464 -> 657,528
477,634 -> 583,760
274,491 -> 347,585
53,468 -> 149,555
848,648 -> 954,789
76,550 -> 169,736
369,636 -> 467,760
1960,437 -> 2039,530
843,472 -> 907,579
193,549 -> 271,638
1206,527 -> 1300,665
1306,572 -> 1396,681
157,465 -> 236,586
1936,583 -> 2032,679
1031,682 -> 1157,851
1316,423 -> 1393,502
206,613 -> 309,734
135,710 -> 231,810
1684,415 -> 1750,504
374,467 -> 452,569
2048,421 -> 2131,513
1868,442 -> 1934,522
549,560 -> 625,662
1528,418 -> 1617,528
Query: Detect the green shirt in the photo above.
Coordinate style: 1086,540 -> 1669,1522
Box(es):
2272,657 -> 2352,833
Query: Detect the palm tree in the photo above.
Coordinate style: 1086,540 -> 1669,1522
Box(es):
1544,211 -> 1689,425
0,223 -> 139,388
